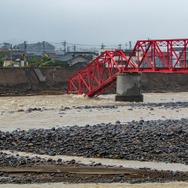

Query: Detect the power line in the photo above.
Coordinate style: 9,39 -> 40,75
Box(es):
0,40 -> 137,53
49,41 -> 136,48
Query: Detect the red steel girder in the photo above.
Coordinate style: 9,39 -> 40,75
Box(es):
67,38 -> 188,97
67,50 -> 127,96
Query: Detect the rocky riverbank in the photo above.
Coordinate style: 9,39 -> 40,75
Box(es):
0,94 -> 188,185
0,118 -> 187,164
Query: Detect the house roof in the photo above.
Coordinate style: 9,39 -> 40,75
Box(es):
45,52 -> 59,58
54,53 -> 89,62
70,61 -> 88,68
59,53 -> 75,61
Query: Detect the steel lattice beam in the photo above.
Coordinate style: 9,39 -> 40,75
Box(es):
67,38 -> 188,97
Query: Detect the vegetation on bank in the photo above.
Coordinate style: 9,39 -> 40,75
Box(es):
28,55 -> 69,68
0,52 -> 9,67
0,52 -> 69,68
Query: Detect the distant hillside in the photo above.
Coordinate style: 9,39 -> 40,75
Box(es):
16,42 -> 55,55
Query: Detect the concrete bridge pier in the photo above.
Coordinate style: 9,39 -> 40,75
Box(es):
115,73 -> 143,102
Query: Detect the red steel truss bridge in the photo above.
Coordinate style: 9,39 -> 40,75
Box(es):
67,38 -> 188,97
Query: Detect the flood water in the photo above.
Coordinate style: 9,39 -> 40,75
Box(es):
1,93 -> 188,131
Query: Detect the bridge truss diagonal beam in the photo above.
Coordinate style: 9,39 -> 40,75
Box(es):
67,38 -> 188,97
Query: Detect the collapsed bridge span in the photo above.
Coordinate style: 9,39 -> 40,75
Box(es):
67,38 -> 188,100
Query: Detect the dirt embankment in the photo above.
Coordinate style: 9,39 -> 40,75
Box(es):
141,73 -> 188,92
0,68 -> 188,95
0,67 -> 78,95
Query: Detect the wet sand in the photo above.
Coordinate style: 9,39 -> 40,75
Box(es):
0,182 -> 188,188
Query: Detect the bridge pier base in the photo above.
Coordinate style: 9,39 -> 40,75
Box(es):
115,73 -> 143,102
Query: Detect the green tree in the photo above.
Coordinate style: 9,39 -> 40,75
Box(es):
0,52 -> 9,67
41,56 -> 51,64
28,56 -> 41,67
19,54 -> 70,68
0,60 -> 3,67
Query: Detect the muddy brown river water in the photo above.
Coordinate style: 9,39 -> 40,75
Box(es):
1,93 -> 188,131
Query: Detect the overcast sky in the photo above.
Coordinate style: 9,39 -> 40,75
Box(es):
0,0 -> 188,46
